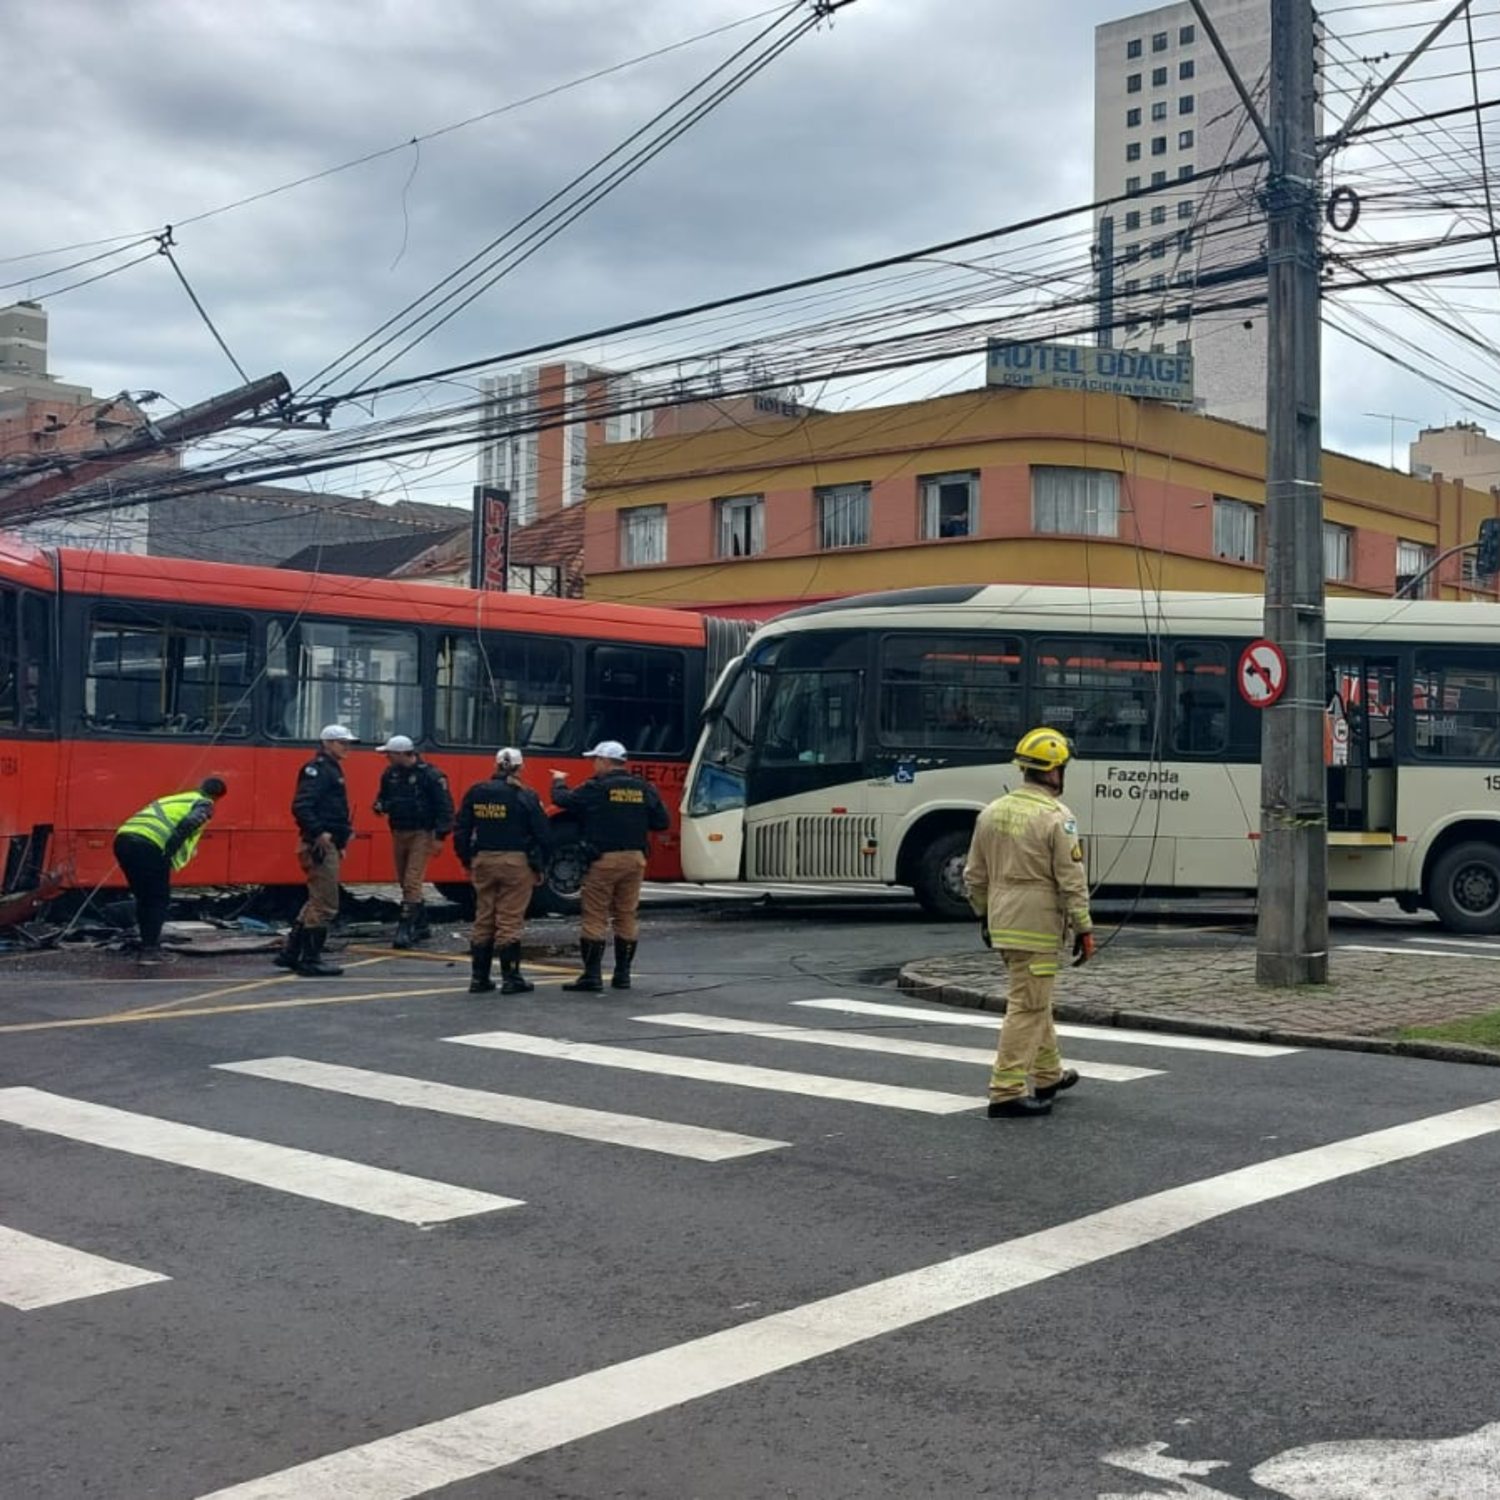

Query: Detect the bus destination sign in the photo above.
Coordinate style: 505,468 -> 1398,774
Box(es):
986,340 -> 1195,404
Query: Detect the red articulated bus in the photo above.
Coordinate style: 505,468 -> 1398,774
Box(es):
0,533 -> 747,921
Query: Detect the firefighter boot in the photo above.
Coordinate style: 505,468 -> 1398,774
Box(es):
468,943 -> 496,994
499,943 -> 534,995
295,927 -> 344,978
413,902 -> 431,943
273,925 -> 304,970
610,939 -> 637,991
1034,1068 -> 1080,1103
393,904 -> 416,950
562,939 -> 606,992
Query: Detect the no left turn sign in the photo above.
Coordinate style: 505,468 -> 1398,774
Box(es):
1238,639 -> 1288,708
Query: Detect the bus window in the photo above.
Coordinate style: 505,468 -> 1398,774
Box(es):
758,670 -> 862,767
85,608 -> 255,737
21,592 -> 52,730
878,634 -> 1025,750
585,644 -> 685,756
435,632 -> 574,750
0,587 -> 16,727
266,618 -> 419,745
1034,636 -> 1160,756
1412,650 -> 1500,760
1171,640 -> 1229,755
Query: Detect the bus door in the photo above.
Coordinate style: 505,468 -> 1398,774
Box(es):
1326,655 -> 1398,888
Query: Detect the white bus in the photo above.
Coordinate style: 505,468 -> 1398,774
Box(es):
680,584 -> 1500,933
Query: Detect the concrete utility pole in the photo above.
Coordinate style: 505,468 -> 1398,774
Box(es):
1258,0 -> 1327,986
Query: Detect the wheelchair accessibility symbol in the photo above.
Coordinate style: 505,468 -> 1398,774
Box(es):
893,761 -> 917,785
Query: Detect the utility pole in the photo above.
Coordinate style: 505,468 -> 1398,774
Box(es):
1258,0 -> 1327,985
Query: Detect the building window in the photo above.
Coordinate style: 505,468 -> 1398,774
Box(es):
1151,203 -> 1167,226
1324,521 -> 1354,582
1125,209 -> 1141,230
878,633 -> 1025,750
1152,170 -> 1167,186
1178,165 -> 1194,180
266,618 -> 418,745
585,644 -> 686,755
1034,636 -> 1160,757
1180,94 -> 1195,115
1176,338 -> 1192,356
1032,467 -> 1119,537
1150,272 -> 1166,290
1126,175 -> 1142,194
1153,31 -> 1168,51
1177,228 -> 1194,252
86,608 -> 255,738
1178,200 -> 1195,220
1152,136 -> 1168,156
1127,106 -> 1142,127
1396,538 -> 1435,597
1174,305 -> 1191,323
1179,129 -> 1195,149
435,632 -> 574,750
817,482 -> 870,550
1179,59 -> 1195,80
920,471 -> 979,540
1152,100 -> 1168,122
1127,72 -> 1142,94
1151,240 -> 1167,259
1152,65 -> 1168,86
1127,37 -> 1142,59
1124,243 -> 1142,263
716,494 -> 765,558
1125,278 -> 1141,293
1151,342 -> 1166,354
1213,498 -> 1261,564
619,504 -> 667,567
1126,141 -> 1142,162
1180,23 -> 1196,45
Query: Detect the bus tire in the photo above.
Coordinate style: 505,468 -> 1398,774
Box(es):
537,825 -> 587,917
911,828 -> 974,921
435,882 -> 475,922
1430,840 -> 1500,935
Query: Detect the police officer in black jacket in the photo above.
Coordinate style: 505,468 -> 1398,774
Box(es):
454,748 -> 552,994
275,723 -> 357,977
373,734 -> 454,949
550,739 -> 669,992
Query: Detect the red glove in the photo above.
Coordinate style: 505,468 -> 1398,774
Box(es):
1072,932 -> 1096,967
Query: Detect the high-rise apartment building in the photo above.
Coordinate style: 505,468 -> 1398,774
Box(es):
1094,0 -> 1277,428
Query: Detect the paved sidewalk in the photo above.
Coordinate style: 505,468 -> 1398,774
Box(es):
900,940 -> 1500,1064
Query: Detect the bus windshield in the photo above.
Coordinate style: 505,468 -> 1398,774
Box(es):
687,653 -> 763,816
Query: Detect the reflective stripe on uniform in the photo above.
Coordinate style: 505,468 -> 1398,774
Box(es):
116,793 -> 206,865
991,927 -> 1062,949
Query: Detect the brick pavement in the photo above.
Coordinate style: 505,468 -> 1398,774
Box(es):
899,940 -> 1500,1060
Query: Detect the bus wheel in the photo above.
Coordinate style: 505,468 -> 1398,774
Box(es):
1430,841 -> 1500,935
434,883 -> 475,922
538,832 -> 586,917
911,829 -> 974,921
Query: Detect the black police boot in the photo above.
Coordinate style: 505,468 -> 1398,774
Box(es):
499,943 -> 534,995
413,902 -> 431,943
562,939 -> 606,993
1034,1068 -> 1080,1103
610,938 -> 637,991
986,1096 -> 1053,1119
273,924 -> 304,970
295,927 -> 344,978
468,942 -> 496,994
392,904 -> 415,950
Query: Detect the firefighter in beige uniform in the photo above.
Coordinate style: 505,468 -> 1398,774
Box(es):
963,728 -> 1095,1119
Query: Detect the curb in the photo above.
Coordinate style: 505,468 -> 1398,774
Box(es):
897,963 -> 1500,1070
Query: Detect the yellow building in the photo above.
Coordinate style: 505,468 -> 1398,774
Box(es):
583,386 -> 1499,618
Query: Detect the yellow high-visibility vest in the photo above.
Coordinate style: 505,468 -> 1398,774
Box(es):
116,792 -> 211,871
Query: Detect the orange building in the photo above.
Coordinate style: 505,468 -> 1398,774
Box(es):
583,385 -> 1500,618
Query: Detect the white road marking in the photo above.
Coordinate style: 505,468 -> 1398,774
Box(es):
795,998 -> 1300,1058
195,1098 -> 1500,1500
444,1031 -> 979,1114
1344,944 -> 1500,964
214,1057 -> 786,1162
637,1013 -> 1162,1084
0,1088 -> 518,1225
0,1225 -> 168,1310
1401,935 -> 1500,952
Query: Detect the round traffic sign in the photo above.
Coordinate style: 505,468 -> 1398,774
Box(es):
1238,638 -> 1288,708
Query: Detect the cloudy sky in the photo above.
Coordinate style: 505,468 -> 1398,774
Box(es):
7,0 -> 1497,497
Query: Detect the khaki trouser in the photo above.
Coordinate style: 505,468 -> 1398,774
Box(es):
296,842 -> 342,928
471,851 -> 535,946
988,948 -> 1065,1102
579,849 -> 646,942
391,829 -> 436,903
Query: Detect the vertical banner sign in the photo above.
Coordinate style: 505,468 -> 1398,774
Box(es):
470,485 -> 511,591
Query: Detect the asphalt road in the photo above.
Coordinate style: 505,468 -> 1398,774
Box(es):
5,902 -> 1500,1499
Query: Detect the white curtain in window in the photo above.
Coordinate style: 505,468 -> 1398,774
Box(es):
1032,467 -> 1119,536
1213,498 -> 1260,563
1323,522 -> 1353,581
620,506 -> 666,566
717,495 -> 765,558
1396,538 -> 1433,596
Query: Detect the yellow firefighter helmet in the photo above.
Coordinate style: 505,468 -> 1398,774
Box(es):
1013,727 -> 1072,772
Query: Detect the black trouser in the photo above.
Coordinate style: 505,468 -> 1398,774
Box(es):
114,833 -> 171,947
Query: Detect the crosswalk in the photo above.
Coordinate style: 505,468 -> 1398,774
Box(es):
1,992 -> 1299,1315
